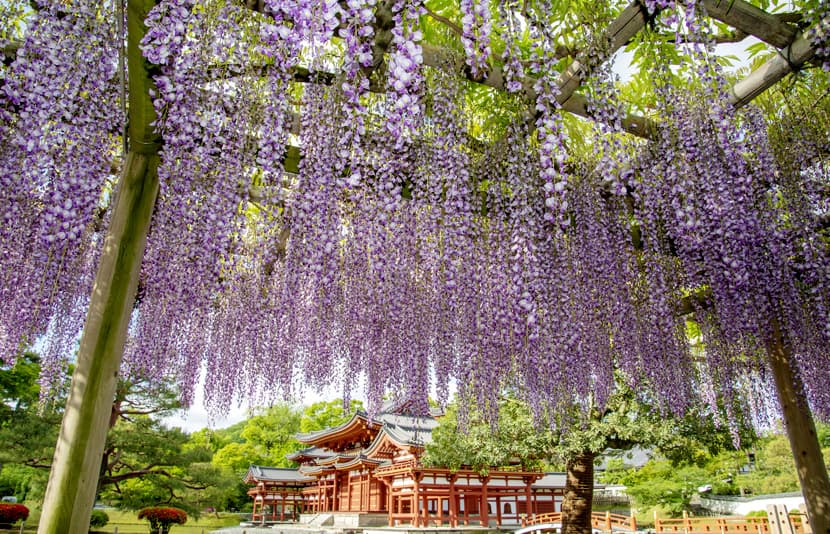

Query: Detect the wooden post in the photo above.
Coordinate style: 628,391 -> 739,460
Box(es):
630,512 -> 636,532
767,504 -> 796,534
449,474 -> 458,527
683,510 -> 690,534
480,476 -> 490,527
800,504 -> 813,534
412,472 -> 422,527
36,1 -> 161,533
766,318 -> 830,534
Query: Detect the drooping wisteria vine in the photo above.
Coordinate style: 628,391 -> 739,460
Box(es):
0,0 -> 122,390
1,0 -> 828,435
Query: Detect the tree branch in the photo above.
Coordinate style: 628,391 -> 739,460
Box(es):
423,5 -> 463,38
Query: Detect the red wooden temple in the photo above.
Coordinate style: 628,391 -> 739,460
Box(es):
246,405 -> 567,526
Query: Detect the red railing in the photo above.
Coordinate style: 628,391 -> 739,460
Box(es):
522,511 -> 636,531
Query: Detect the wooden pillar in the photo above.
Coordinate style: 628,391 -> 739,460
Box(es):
449,474 -> 458,528
413,473 -> 422,527
333,473 -> 339,512
496,495 -> 502,526
480,476 -> 490,527
385,479 -> 393,526
767,316 -> 830,534
524,476 -> 534,520
37,2 -> 161,530
437,496 -> 444,525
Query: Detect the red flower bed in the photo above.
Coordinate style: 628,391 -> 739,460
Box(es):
0,503 -> 29,524
137,507 -> 187,531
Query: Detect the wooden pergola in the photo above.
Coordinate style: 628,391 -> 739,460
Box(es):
30,1 -> 830,532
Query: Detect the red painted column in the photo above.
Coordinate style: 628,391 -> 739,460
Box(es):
480,476 -> 490,527
449,474 -> 458,528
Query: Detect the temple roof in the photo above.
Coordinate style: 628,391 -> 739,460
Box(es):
295,404 -> 440,452
286,445 -> 333,462
245,465 -> 316,486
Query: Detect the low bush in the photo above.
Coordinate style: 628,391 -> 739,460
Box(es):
0,503 -> 29,525
89,509 -> 109,528
138,506 -> 187,533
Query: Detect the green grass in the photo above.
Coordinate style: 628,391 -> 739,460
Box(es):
17,509 -> 242,534
95,509 -> 242,533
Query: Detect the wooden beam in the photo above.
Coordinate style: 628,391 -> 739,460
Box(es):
557,2 -> 651,107
703,0 -> 798,49
729,30 -> 816,108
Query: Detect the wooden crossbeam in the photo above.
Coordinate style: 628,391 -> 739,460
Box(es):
703,0 -> 799,49
730,30 -> 816,108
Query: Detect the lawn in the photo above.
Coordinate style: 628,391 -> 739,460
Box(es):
17,509 -> 242,534
94,509 -> 242,533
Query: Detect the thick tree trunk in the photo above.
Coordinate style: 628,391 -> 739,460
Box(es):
37,1 -> 161,533
562,450 -> 595,534
766,317 -> 830,534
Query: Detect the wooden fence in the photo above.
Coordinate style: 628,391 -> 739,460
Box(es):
520,504 -> 811,534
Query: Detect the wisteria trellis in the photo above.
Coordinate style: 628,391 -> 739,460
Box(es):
4,0 -> 830,529
1,0 -> 829,462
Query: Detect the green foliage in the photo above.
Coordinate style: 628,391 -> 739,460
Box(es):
212,442 -> 266,472
0,353 -> 65,502
0,463 -> 47,503
300,399 -> 363,433
609,424 -> 830,516
0,351 -> 239,516
422,399 -> 554,473
89,509 -> 109,528
237,403 -> 302,467
621,461 -> 709,516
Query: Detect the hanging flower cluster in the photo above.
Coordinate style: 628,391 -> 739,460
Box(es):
497,0 -> 525,93
631,4 -> 830,426
460,0 -> 492,78
807,0 -> 830,70
386,0 -> 424,147
1,0 -> 829,435
0,0 -> 121,391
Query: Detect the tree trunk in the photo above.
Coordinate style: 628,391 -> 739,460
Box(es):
562,450 -> 595,534
766,317 -> 830,534
37,1 -> 161,533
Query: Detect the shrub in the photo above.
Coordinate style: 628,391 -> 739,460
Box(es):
138,507 -> 187,533
89,509 -> 109,528
0,503 -> 29,524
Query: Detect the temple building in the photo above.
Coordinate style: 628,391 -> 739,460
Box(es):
245,404 -> 567,527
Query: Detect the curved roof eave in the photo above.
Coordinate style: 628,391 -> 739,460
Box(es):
295,410 -> 380,445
